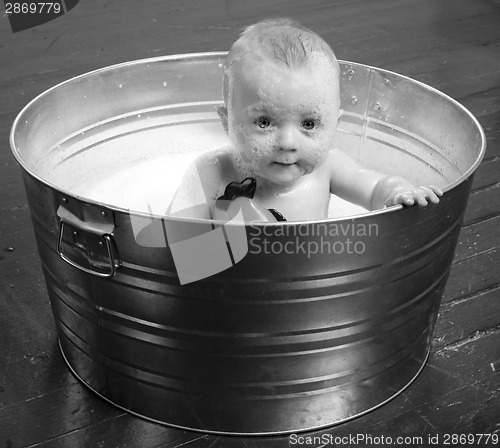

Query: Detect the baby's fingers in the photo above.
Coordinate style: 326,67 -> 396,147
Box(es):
429,185 -> 443,196
415,190 -> 429,207
400,193 -> 416,206
419,185 -> 442,204
415,187 -> 431,206
386,191 -> 414,207
429,185 -> 443,201
386,185 -> 442,208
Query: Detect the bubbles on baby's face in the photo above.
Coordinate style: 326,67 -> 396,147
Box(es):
226,56 -> 340,185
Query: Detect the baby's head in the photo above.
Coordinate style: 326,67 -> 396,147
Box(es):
218,18 -> 341,185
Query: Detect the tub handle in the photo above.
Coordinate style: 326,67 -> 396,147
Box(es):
57,205 -> 117,278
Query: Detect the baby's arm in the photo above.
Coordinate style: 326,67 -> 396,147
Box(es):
328,150 -> 442,210
373,176 -> 442,208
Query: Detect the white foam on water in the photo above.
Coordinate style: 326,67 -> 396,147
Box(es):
45,119 -> 228,216
43,111 -> 451,220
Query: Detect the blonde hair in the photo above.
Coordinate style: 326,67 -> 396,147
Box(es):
222,18 -> 338,104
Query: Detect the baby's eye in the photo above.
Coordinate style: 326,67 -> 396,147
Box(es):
301,119 -> 317,131
256,116 -> 272,129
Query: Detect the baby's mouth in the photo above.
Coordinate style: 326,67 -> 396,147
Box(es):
273,161 -> 296,166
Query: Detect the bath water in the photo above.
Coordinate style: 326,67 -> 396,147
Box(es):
40,106 -> 454,219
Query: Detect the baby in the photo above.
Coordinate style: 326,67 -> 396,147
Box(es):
169,18 -> 442,221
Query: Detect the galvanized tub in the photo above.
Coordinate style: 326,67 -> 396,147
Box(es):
10,52 -> 486,435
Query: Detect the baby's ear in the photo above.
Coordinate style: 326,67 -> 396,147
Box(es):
216,105 -> 229,135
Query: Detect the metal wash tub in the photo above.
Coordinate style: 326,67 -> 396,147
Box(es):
10,53 -> 485,435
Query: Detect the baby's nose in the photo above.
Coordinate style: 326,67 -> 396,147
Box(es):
278,124 -> 298,151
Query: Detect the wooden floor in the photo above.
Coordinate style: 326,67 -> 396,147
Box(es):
1,1 -> 499,447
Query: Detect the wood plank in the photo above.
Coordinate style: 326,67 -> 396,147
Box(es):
463,184 -> 500,225
433,329 -> 500,395
434,288 -> 500,349
444,248 -> 500,303
485,129 -> 500,160
36,417 -> 212,448
454,215 -> 500,263
0,381 -> 125,448
470,158 -> 499,191
0,273 -> 55,366
0,342 -> 71,408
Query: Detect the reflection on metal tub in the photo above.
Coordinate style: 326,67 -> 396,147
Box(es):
10,53 -> 486,434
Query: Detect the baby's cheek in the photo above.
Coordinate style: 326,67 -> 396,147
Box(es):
243,135 -> 272,155
233,129 -> 258,161
305,142 -> 329,169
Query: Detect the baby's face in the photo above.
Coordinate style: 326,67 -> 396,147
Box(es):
224,55 -> 340,185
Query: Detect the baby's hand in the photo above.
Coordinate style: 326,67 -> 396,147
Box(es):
385,185 -> 443,207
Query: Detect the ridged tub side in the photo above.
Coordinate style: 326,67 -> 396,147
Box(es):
23,169 -> 471,434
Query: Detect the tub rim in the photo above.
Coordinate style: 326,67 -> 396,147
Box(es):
10,51 -> 486,225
